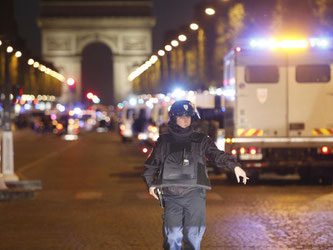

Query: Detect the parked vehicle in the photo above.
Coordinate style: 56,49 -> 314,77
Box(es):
222,37 -> 333,183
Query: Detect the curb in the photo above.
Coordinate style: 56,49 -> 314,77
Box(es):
0,189 -> 34,201
0,180 -> 42,201
5,180 -> 42,191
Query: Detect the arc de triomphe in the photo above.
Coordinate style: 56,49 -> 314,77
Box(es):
39,0 -> 155,105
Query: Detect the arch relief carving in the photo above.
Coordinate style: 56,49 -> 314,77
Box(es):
76,33 -> 119,54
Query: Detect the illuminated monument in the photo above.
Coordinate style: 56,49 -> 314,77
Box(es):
39,0 -> 155,104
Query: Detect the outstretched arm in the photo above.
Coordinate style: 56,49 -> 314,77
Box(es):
203,135 -> 249,184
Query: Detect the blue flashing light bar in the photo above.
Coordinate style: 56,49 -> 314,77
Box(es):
248,38 -> 330,50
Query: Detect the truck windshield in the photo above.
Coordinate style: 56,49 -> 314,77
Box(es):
296,65 -> 330,83
245,65 -> 279,83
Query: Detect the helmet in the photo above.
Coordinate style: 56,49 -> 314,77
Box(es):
168,100 -> 200,122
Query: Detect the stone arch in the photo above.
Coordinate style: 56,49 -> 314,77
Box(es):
76,33 -> 119,56
39,0 -> 155,104
81,41 -> 114,105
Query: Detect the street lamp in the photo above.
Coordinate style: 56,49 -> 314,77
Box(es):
178,34 -> 187,42
190,23 -> 199,31
15,51 -> 22,58
158,50 -> 165,56
28,58 -> 34,65
6,46 -> 13,53
149,55 -> 158,64
39,65 -> 46,72
171,40 -> 179,47
165,45 -> 172,51
205,7 -> 215,15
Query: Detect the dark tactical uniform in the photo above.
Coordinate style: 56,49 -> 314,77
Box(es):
143,100 -> 241,250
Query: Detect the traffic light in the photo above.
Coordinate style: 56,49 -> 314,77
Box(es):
66,77 -> 76,93
86,92 -> 94,100
86,91 -> 100,103
66,77 -> 75,86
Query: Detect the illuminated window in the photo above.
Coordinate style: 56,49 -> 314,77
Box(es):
296,65 -> 330,83
245,65 -> 279,83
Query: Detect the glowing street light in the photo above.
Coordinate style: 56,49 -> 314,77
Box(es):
205,7 -> 215,15
149,55 -> 158,63
28,59 -> 34,65
33,62 -> 39,68
190,23 -> 199,31
178,34 -> 187,42
6,46 -> 13,53
39,65 -> 46,72
171,40 -> 179,47
15,51 -> 22,58
165,45 -> 172,51
158,50 -> 165,56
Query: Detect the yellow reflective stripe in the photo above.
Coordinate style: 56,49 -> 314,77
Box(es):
237,129 -> 245,136
237,129 -> 263,136
247,129 -> 256,135
312,128 -> 333,135
322,129 -> 331,135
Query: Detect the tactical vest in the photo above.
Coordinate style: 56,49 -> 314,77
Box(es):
153,133 -> 211,190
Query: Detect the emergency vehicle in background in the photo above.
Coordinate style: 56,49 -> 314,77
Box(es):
118,90 -> 225,150
223,37 -> 333,183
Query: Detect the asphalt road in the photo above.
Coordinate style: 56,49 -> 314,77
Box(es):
1,129 -> 333,249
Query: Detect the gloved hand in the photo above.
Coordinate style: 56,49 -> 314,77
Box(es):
234,166 -> 249,184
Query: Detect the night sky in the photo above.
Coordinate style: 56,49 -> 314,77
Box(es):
13,0 -> 202,56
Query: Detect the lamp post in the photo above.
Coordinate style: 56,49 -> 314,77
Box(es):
2,41 -> 18,181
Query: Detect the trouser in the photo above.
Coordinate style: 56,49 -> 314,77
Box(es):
162,188 -> 206,250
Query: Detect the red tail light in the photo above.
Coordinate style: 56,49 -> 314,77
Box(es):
56,123 -> 64,130
321,146 -> 329,154
249,147 -> 257,155
142,147 -> 148,154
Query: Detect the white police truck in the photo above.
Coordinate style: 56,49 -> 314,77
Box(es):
223,37 -> 333,183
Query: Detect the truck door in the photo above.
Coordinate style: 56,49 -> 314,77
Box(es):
236,51 -> 288,137
287,50 -> 333,137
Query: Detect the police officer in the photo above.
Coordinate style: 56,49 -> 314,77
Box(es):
143,100 -> 248,250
